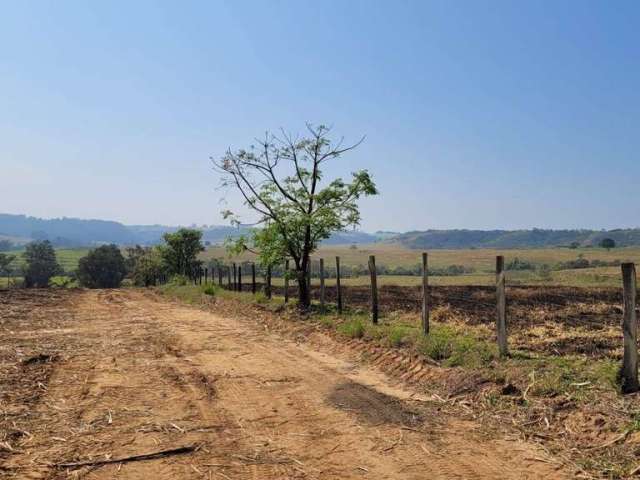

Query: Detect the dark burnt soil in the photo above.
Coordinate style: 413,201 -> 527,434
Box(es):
260,284 -> 625,358
280,284 -> 623,326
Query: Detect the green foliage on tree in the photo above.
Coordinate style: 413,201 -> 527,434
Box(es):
77,244 -> 127,288
214,124 -> 378,310
129,246 -> 167,286
23,240 -> 62,288
0,252 -> 15,286
160,228 -> 204,277
599,238 -> 616,250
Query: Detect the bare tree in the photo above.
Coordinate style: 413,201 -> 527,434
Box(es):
213,124 -> 377,310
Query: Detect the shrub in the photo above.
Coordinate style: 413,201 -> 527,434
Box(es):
130,247 -> 166,286
387,325 -> 412,347
171,275 -> 189,286
253,291 -> 269,304
537,264 -> 552,281
417,324 -> 495,367
556,255 -> 590,270
77,245 -> 127,288
506,257 -> 536,271
203,285 -> 215,296
23,241 -> 62,287
338,319 -> 365,338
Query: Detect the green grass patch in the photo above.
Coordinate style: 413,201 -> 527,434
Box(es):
486,354 -> 620,400
416,323 -> 497,367
337,318 -> 366,338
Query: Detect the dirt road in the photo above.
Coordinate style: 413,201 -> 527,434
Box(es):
1,289 -> 569,479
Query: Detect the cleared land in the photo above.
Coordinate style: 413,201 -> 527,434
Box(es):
0,288 -> 570,479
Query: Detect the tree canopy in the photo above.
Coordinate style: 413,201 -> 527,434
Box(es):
0,253 -> 15,285
599,238 -> 616,250
160,228 -> 204,277
77,244 -> 128,288
23,240 -> 62,288
214,124 -> 377,309
128,246 -> 167,286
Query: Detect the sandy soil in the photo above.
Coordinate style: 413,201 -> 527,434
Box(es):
1,289 -> 569,479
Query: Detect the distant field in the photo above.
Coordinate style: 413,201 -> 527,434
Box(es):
5,248 -> 89,273
203,243 -> 640,288
0,244 -> 636,289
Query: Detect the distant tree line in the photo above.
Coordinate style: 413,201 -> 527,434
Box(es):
0,228 -> 206,289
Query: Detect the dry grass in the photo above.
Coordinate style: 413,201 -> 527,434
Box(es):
201,244 -> 639,288
203,244 -> 640,270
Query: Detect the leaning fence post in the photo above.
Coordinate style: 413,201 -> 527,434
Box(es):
621,263 -> 639,393
251,263 -> 256,294
368,255 -> 379,324
421,252 -> 429,335
336,256 -> 343,314
496,255 -> 508,357
238,266 -> 242,292
265,265 -> 272,299
284,260 -> 289,303
319,258 -> 326,312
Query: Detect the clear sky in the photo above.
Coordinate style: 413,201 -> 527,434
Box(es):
1,1 -> 638,232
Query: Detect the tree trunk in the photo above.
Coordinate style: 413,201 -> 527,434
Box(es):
297,269 -> 311,310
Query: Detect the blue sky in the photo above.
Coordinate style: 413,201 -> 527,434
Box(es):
1,0 -> 638,232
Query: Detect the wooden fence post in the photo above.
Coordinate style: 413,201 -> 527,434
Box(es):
218,266 -> 223,286
496,256 -> 508,357
368,255 -> 378,324
238,266 -> 242,292
319,258 -> 325,312
251,263 -> 256,294
421,252 -> 429,335
227,266 -> 232,289
265,265 -> 272,299
622,263 -> 639,393
336,256 -> 343,314
232,263 -> 237,291
284,260 -> 289,303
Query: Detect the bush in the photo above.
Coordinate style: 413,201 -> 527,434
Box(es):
77,245 -> 127,288
387,325 -> 412,347
556,256 -> 590,270
130,247 -> 166,286
599,238 -> 616,250
338,318 -> 365,338
537,264 -> 552,281
417,324 -> 495,367
171,275 -> 189,286
23,241 -> 62,287
203,285 -> 215,296
505,257 -> 536,271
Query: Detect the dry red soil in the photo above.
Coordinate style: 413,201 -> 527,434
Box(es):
1,288 -> 569,479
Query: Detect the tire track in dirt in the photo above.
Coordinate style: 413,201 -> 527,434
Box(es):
2,289 -> 570,479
